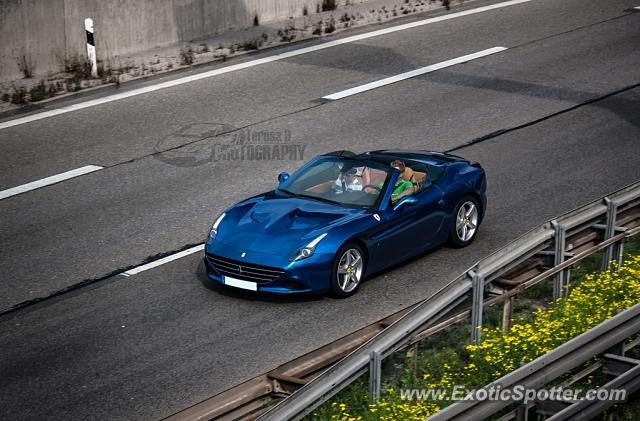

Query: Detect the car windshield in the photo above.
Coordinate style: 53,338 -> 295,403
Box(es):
278,157 -> 392,209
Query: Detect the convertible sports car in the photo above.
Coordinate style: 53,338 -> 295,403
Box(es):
203,149 -> 486,297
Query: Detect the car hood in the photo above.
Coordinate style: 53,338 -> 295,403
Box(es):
215,192 -> 365,256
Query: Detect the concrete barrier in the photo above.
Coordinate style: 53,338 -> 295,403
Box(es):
0,0 -> 341,81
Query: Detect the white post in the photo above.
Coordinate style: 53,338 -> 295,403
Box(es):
85,18 -> 97,78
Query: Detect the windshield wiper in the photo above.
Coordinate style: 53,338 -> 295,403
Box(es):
297,193 -> 343,206
279,188 -> 300,198
280,190 -> 351,207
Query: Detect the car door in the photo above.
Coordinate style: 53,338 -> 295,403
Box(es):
368,182 -> 447,268
396,162 -> 450,253
410,183 -> 448,248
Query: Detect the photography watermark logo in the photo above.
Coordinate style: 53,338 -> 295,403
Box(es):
154,123 -> 306,167
218,128 -> 306,162
397,385 -> 627,404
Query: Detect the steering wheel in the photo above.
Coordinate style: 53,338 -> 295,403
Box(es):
362,184 -> 382,193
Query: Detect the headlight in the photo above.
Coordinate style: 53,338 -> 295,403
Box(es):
290,233 -> 327,262
209,213 -> 226,240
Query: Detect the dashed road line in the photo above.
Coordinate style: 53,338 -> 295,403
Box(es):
121,244 -> 205,276
322,46 -> 507,100
0,165 -> 103,200
0,0 -> 533,130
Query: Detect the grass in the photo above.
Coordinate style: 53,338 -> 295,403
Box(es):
309,237 -> 640,420
324,16 -> 336,34
179,46 -> 195,65
63,54 -> 93,80
11,87 -> 27,105
28,81 -> 48,102
17,53 -> 34,78
322,0 -> 337,12
312,21 -> 323,36
278,27 -> 297,42
240,39 -> 260,51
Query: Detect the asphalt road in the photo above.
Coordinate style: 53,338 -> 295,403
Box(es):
0,0 -> 639,419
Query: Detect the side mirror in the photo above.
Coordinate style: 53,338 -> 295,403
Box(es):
393,196 -> 418,211
277,172 -> 290,183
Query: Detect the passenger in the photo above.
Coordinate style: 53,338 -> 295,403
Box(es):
389,160 -> 415,202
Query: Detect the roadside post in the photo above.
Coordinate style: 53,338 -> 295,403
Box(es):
85,18 -> 98,78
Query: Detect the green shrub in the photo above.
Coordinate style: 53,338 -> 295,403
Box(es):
314,252 -> 640,420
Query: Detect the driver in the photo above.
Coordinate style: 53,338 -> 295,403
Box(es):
334,167 -> 363,193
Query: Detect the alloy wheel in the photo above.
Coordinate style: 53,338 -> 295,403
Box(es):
456,201 -> 479,242
336,248 -> 363,293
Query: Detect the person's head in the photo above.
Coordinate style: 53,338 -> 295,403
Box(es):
390,160 -> 405,173
345,167 -> 359,182
338,167 -> 354,179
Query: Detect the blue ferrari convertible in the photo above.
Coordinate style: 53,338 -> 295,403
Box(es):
204,149 -> 486,297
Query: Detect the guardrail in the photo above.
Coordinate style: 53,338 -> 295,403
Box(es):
259,180 -> 640,421
164,305 -> 416,421
164,181 -> 640,420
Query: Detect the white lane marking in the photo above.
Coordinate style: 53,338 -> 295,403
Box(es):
121,244 -> 204,276
635,6 -> 640,9
322,46 -> 507,100
0,0 -> 534,131
0,165 -> 103,200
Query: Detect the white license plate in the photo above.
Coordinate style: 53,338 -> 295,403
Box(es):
223,275 -> 257,291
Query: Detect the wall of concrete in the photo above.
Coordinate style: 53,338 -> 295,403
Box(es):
0,0 -> 334,81
1,0 -> 67,81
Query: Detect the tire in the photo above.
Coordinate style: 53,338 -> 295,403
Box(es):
448,195 -> 481,248
330,242 -> 366,298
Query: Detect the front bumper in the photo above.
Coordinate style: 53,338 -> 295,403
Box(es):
204,240 -> 333,294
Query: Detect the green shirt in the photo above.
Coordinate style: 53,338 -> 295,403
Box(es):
378,180 -> 414,198
391,180 -> 414,198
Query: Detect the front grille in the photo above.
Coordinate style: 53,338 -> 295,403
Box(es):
206,253 -> 285,284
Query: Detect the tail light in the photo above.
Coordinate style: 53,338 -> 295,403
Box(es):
470,161 -> 482,168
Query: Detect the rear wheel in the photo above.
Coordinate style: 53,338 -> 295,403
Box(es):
448,196 -> 480,248
330,243 -> 365,298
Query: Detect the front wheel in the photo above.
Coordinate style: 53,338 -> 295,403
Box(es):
448,196 -> 480,248
330,243 -> 366,298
